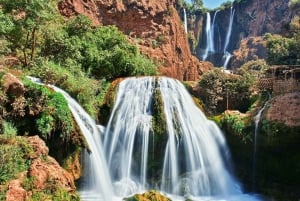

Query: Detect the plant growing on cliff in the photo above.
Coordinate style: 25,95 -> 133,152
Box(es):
0,137 -> 29,184
23,79 -> 73,142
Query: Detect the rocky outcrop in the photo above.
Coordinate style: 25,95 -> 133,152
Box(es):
6,177 -> 27,201
230,36 -> 267,69
26,136 -> 76,191
58,0 -> 211,80
1,72 -> 25,98
266,92 -> 300,127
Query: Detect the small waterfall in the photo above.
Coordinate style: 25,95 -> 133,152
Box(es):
183,8 -> 188,33
252,95 -> 271,191
27,77 -> 113,201
223,51 -> 232,69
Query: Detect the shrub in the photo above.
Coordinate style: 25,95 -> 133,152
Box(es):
0,141 -> 28,184
1,121 -> 17,140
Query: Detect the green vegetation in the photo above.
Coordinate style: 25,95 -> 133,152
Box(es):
0,0 -> 58,66
198,68 -> 255,115
0,131 -> 31,187
22,79 -> 73,141
265,17 -> 300,65
124,190 -> 171,201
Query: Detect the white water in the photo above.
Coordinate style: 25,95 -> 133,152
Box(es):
252,96 -> 270,190
102,77 -> 263,201
27,76 -> 264,201
184,8 -> 188,33
223,7 -> 235,54
203,12 -> 213,60
223,51 -> 232,69
27,76 -> 113,201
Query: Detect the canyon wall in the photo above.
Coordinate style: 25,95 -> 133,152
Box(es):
58,0 -> 212,81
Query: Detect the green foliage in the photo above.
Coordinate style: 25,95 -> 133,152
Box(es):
1,121 -> 17,140
0,0 -> 59,66
0,139 -> 29,184
220,112 -> 252,143
28,59 -> 106,117
23,79 -> 73,141
41,15 -> 157,80
265,27 -> 300,65
198,68 -> 254,114
238,59 -> 269,77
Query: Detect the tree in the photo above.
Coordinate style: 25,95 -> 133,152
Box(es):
0,0 -> 58,66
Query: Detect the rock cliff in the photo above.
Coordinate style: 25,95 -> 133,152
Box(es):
58,0 -> 211,81
193,0 -> 293,68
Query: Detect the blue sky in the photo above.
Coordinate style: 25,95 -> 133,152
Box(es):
186,0 -> 233,9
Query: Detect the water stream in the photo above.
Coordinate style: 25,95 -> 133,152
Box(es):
184,8 -> 188,33
252,95 -> 271,191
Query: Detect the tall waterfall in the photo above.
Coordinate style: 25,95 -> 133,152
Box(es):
223,7 -> 235,54
103,77 -> 242,198
203,12 -> 214,60
222,7 -> 235,69
184,8 -> 188,33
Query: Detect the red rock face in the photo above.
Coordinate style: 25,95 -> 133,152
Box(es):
231,36 -> 267,69
266,92 -> 300,127
6,179 -> 27,201
58,0 -> 211,80
26,136 -> 76,191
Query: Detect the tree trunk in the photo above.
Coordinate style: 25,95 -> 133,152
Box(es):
30,27 -> 37,63
23,32 -> 30,67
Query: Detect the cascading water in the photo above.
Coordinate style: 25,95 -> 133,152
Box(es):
199,7 -> 236,68
222,7 -> 235,69
252,95 -> 271,191
103,76 -> 263,201
28,76 -> 264,201
203,12 -> 214,60
27,77 -> 113,201
183,8 -> 188,34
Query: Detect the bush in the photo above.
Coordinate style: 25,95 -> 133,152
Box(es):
1,121 -> 17,140
198,68 -> 254,114
0,140 -> 29,184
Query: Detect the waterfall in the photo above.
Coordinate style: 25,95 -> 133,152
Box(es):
183,8 -> 188,34
202,11 -> 219,61
252,95 -> 271,191
223,51 -> 232,69
103,77 -> 154,196
223,7 -> 235,54
27,77 -> 113,201
222,7 -> 235,68
203,12 -> 212,60
103,76 -> 244,198
28,76 -> 264,201
158,78 -> 240,196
